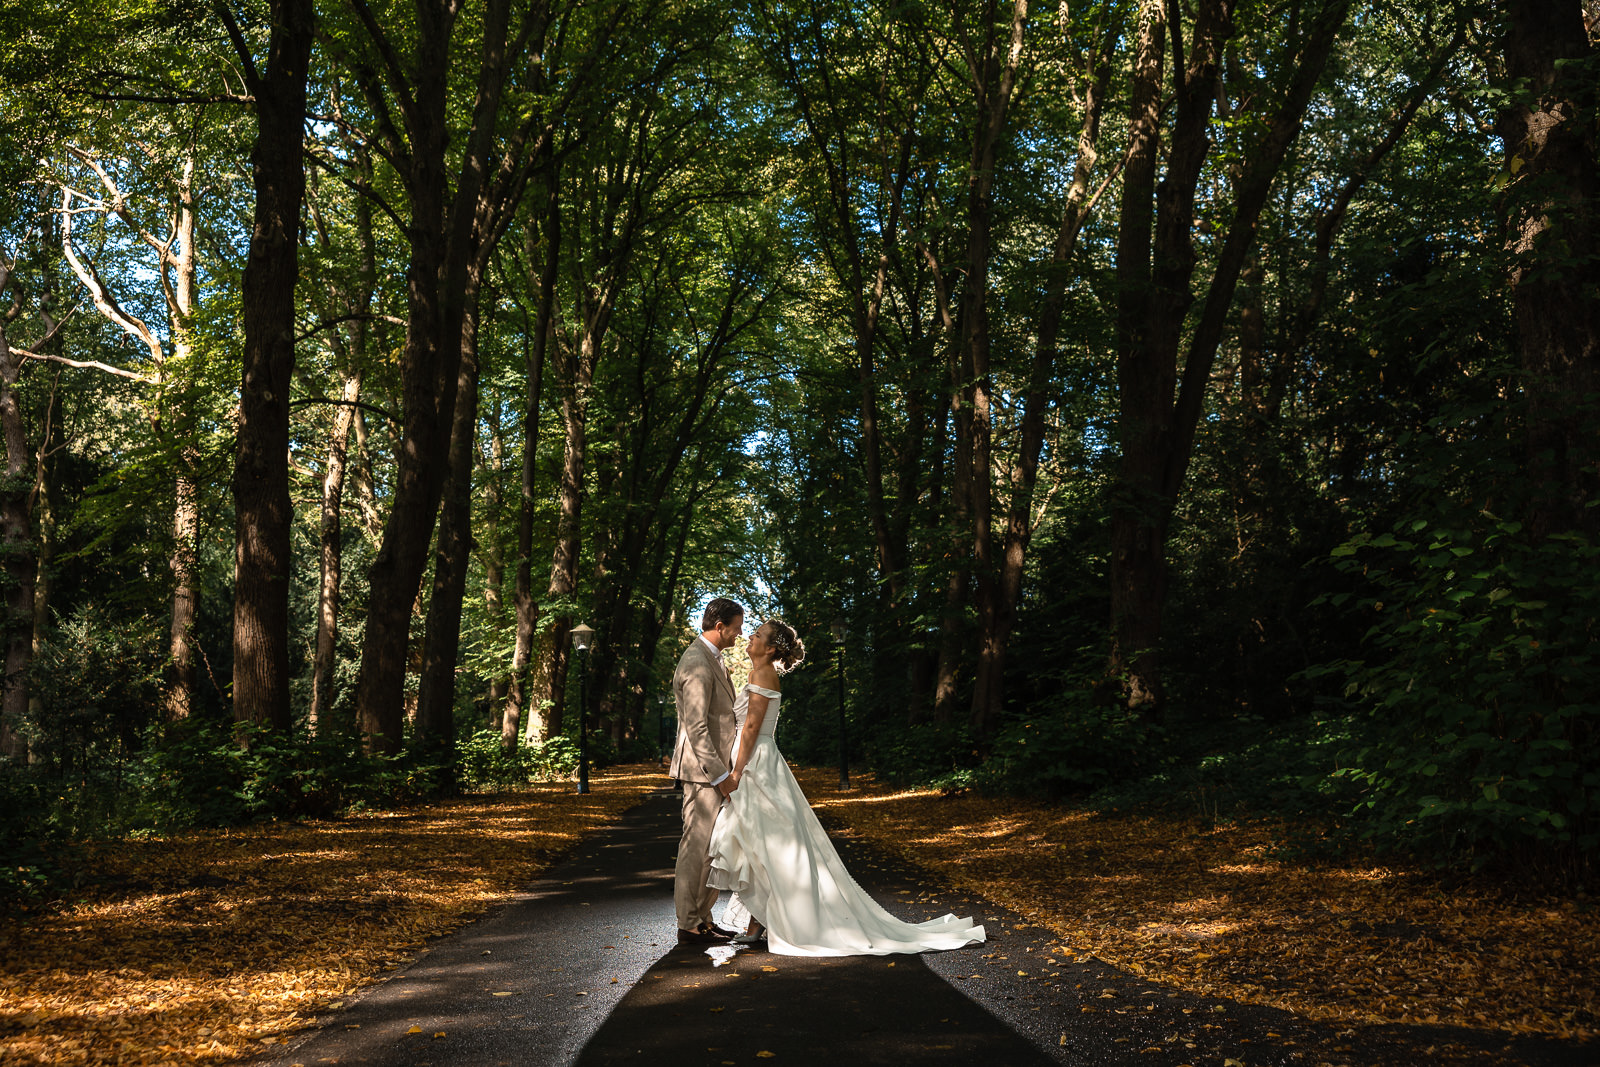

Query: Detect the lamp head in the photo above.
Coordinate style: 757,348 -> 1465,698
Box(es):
570,622 -> 595,652
829,619 -> 846,642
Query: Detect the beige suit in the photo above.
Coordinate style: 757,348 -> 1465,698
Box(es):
670,636 -> 736,931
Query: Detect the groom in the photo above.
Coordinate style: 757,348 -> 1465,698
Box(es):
670,597 -> 744,945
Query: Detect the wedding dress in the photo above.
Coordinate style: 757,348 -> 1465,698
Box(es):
707,682 -> 985,956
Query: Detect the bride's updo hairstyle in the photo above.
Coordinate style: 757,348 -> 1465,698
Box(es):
764,619 -> 806,674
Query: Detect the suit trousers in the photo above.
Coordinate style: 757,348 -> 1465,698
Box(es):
674,778 -> 723,930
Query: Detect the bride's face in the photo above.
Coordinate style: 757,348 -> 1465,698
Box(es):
746,625 -> 772,660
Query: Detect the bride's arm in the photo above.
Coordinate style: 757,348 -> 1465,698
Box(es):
731,691 -> 770,781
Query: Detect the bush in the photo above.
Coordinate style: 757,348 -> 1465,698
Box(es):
865,720 -> 979,787
132,719 -> 419,827
455,729 -> 581,791
972,699 -> 1160,798
0,763 -> 75,911
1307,512 -> 1600,874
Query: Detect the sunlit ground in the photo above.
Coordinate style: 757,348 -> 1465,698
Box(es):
0,765 -> 664,1066
790,765 -> 1597,1043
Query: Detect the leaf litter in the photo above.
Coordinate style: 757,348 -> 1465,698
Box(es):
794,766 -> 1596,1044
0,766 -> 661,1065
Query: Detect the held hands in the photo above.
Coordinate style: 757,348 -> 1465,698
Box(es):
718,773 -> 739,797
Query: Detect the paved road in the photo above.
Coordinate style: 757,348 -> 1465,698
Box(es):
264,788 -> 1593,1067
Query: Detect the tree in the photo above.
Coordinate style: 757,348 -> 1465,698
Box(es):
1495,0 -> 1599,538
220,0 -> 315,735
1108,0 -> 1351,712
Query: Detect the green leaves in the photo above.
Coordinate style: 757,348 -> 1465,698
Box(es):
1312,512 -> 1600,869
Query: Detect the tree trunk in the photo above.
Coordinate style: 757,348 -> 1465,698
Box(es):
921,240 -> 969,725
531,326 -> 598,741
230,0 -> 314,735
1497,0 -> 1600,538
1108,0 -> 1350,712
971,22 -> 1114,730
0,259 -> 34,759
480,410 -> 509,717
309,369 -> 360,735
959,0 -> 1028,736
353,0 -> 475,754
504,180 -> 558,749
415,296 -> 485,782
165,163 -> 201,722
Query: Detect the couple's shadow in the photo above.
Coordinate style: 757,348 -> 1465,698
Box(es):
575,936 -> 1051,1066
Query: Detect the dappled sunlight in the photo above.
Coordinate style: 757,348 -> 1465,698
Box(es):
788,764 -> 1598,1043
1139,920 -> 1237,940
0,764 -> 663,1066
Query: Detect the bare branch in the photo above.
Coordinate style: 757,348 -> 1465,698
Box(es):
294,311 -> 406,343
15,349 -> 153,382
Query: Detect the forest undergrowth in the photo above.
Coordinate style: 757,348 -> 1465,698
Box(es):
793,766 -> 1597,1047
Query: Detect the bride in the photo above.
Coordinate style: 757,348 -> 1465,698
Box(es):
706,619 -> 985,956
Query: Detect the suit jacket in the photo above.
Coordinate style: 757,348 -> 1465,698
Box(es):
668,637 -> 736,784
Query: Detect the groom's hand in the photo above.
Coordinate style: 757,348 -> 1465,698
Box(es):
718,775 -> 738,797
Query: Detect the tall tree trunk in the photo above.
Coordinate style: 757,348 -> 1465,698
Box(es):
415,296 -> 485,783
958,0 -> 1028,735
226,0 -> 314,735
480,408 -> 509,717
971,21 -> 1114,729
0,258 -> 35,759
1108,0 -> 1349,712
504,180 -> 557,748
307,149 -> 377,736
309,368 -> 361,735
28,370 -> 59,749
352,0 -> 482,753
165,160 -> 201,722
531,325 -> 599,740
921,240 -> 969,725
1497,0 -> 1600,538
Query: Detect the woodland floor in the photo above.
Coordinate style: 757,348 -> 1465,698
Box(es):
790,765 -> 1597,1047
0,762 -> 1593,1065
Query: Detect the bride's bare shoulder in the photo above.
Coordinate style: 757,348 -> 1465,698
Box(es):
750,664 -> 782,691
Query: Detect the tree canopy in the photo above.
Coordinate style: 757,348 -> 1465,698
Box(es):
1,0 -> 1597,883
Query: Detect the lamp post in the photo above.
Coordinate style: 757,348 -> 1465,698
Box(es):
657,694 -> 669,761
830,619 -> 848,789
570,622 -> 595,794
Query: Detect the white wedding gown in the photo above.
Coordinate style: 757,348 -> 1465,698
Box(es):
706,682 -> 985,956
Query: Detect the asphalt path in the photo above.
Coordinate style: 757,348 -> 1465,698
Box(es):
262,787 -> 1594,1067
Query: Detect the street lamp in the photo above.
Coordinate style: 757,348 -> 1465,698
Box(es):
657,694 -> 669,761
570,622 -> 595,794
830,619 -> 848,790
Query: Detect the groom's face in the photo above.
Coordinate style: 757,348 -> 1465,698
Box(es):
711,615 -> 744,650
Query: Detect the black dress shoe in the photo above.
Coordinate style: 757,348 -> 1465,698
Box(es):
677,924 -> 730,945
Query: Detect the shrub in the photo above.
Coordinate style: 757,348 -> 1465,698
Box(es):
973,700 -> 1160,798
1307,513 -> 1599,875
455,729 -> 581,791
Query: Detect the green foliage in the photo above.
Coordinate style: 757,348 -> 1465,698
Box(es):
0,764 -> 76,911
1308,513 -> 1600,874
973,702 -> 1161,799
865,720 -> 978,787
132,720 -> 419,828
455,729 -> 581,791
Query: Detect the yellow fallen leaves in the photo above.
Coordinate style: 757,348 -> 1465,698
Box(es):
0,765 -> 662,1066
794,765 -> 1598,1042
